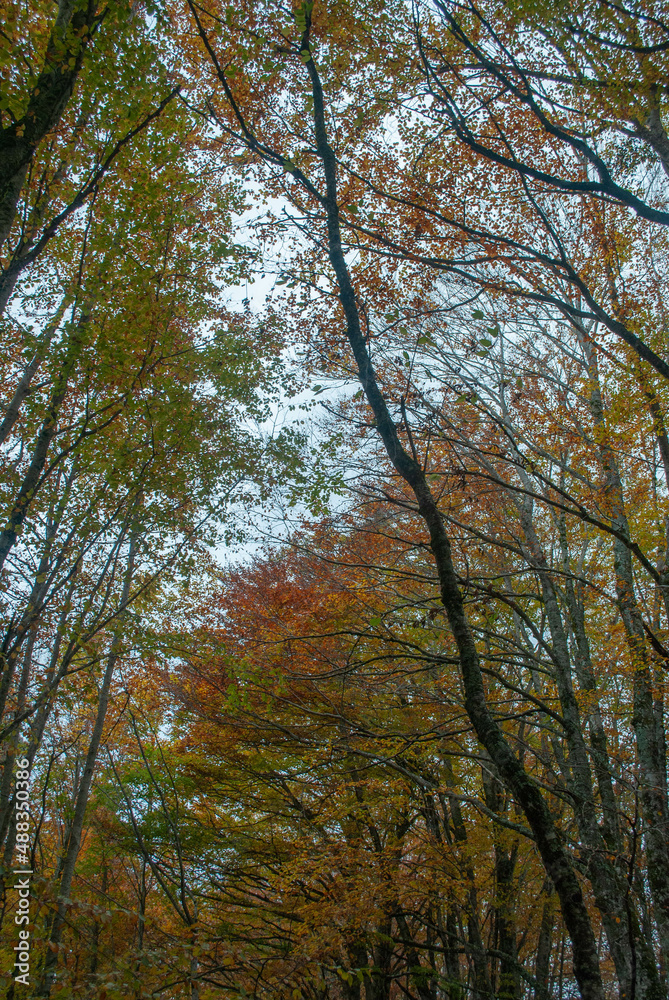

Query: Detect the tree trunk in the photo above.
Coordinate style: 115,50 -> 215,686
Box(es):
0,315 -> 87,575
0,0 -> 99,251
297,29 -> 605,1000
583,336 -> 669,963
38,538 -> 135,997
535,880 -> 556,1000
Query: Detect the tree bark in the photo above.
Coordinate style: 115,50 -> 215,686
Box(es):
0,0 -> 99,249
0,294 -> 70,445
582,336 -> 669,963
37,537 -> 135,997
0,314 -> 87,575
296,24 -> 606,1000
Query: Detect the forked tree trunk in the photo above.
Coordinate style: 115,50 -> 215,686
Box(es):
298,24 -> 605,1000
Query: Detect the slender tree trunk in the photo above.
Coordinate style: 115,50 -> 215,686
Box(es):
296,28 -> 606,1000
516,497 -> 659,999
0,294 -> 70,445
38,538 -> 135,997
483,773 -> 519,1000
394,908 -> 436,1000
443,908 -> 464,1000
534,880 -> 556,1000
0,315 -> 87,575
0,625 -> 37,873
444,770 -> 493,1000
368,916 -> 393,1000
87,861 -> 107,990
558,514 -> 620,853
583,337 -> 669,962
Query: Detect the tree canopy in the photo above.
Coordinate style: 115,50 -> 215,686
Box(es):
1,2 -> 669,999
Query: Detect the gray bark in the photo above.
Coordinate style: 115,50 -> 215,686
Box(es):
296,29 -> 606,999
582,337 -> 669,964
38,538 -> 135,997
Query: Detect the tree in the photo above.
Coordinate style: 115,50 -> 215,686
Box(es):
3,1 -> 669,996
172,0 -> 669,994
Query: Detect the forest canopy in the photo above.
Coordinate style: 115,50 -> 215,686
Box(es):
1,1 -> 669,999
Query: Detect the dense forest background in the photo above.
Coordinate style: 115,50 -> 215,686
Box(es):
1,1 -> 669,998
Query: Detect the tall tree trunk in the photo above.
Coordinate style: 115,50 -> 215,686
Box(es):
37,537 -> 135,997
0,294 -> 71,445
292,26 -> 606,1000
483,773 -> 519,1000
0,315 -> 87,575
444,768 -> 492,1000
582,336 -> 669,962
515,494 -> 659,999
558,514 -> 621,853
0,0 -> 99,252
534,880 -> 556,1000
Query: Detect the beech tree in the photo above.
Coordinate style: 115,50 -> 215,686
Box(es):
170,0 -> 669,995
3,1 -> 669,998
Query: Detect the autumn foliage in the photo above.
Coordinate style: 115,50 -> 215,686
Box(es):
1,1 -> 669,998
